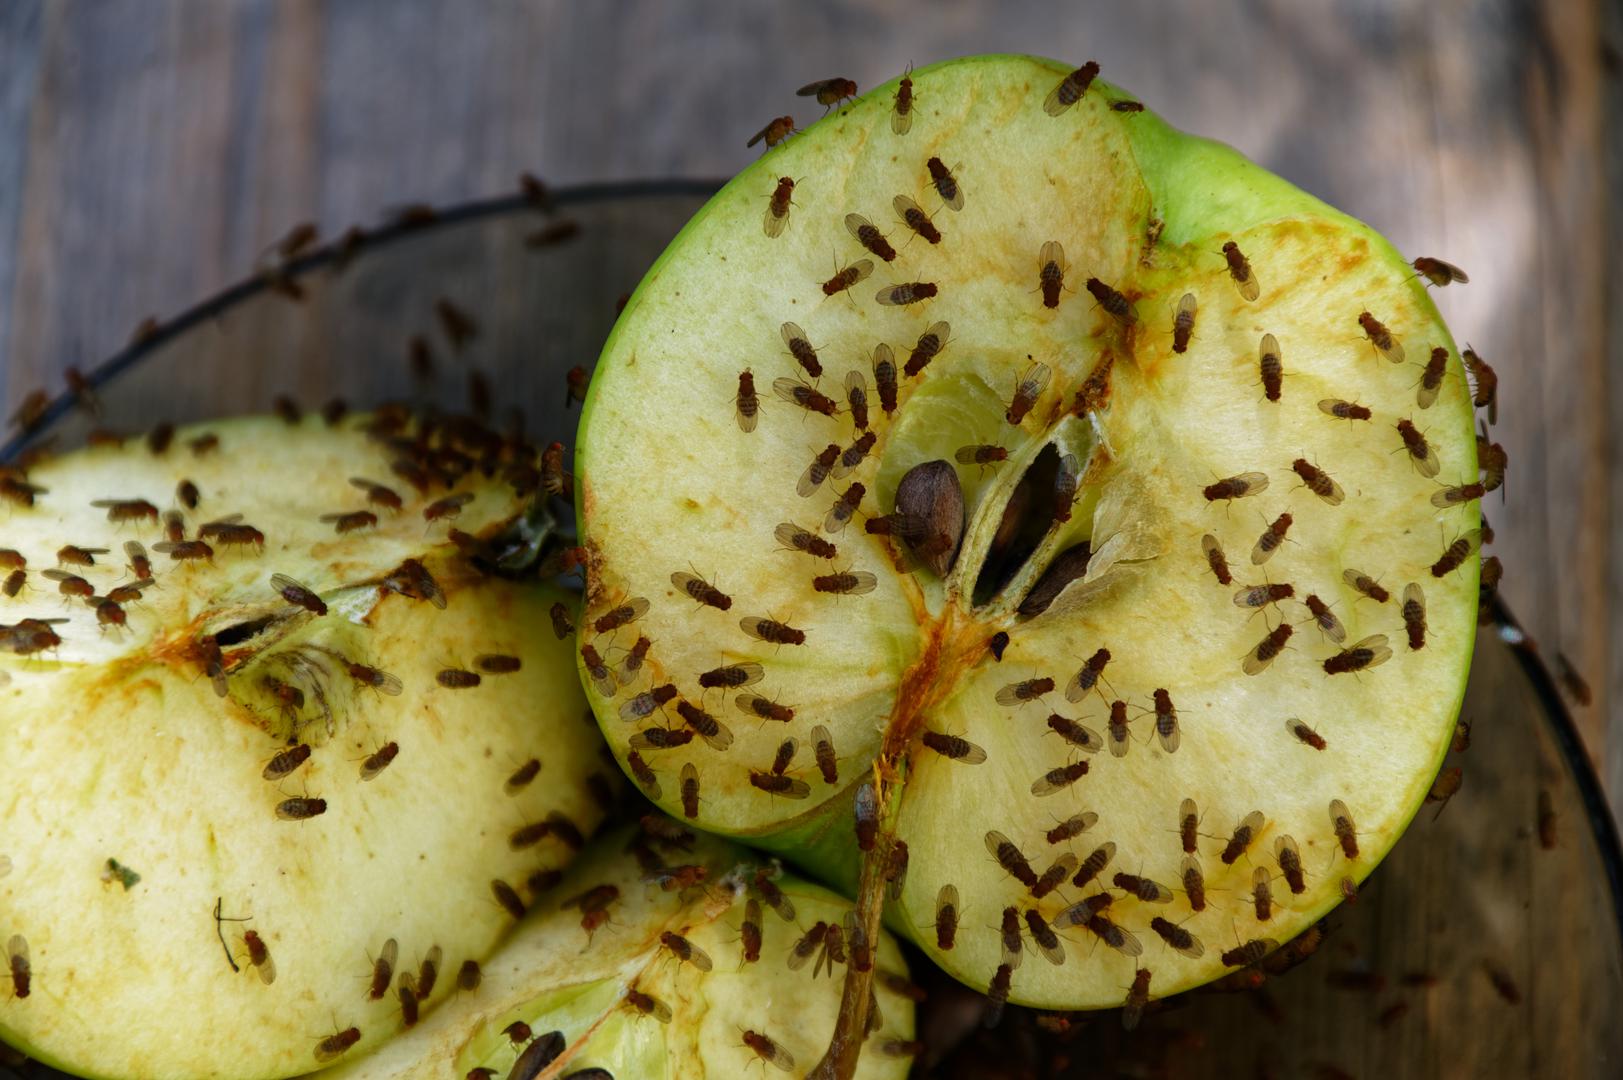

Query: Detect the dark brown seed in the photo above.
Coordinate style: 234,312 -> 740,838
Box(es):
892,459 -> 964,577
1018,542 -> 1092,617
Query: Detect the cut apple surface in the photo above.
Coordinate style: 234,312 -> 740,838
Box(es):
577,50 -> 1481,1039
0,414 -> 610,1079
313,818 -> 917,1079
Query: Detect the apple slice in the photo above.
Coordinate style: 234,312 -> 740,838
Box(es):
312,818 -> 917,1079
1,413 -> 610,1079
575,51 -> 1481,1066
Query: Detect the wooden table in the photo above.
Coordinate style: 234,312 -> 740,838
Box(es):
1,0 -> 1619,819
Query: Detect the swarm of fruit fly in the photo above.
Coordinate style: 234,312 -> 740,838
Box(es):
576,52 -> 1488,1076
0,409 -> 613,1080
313,818 -> 916,1080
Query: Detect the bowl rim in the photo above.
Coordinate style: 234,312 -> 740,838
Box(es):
3,177 -> 1619,951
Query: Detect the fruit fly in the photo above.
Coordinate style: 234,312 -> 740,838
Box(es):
436,668 -> 481,689
1031,760 -> 1089,796
1202,534 -> 1234,585
925,156 -> 963,210
1462,346 -> 1498,422
1252,334 -> 1285,403
360,742 -> 399,780
1114,871 -> 1173,904
242,929 -> 276,984
677,700 -> 735,750
1046,713 -> 1103,753
798,76 -> 857,110
263,744 -> 312,781
679,762 -> 701,818
320,510 -> 377,534
1412,256 -> 1469,287
350,477 -> 403,511
1106,699 -> 1133,758
1323,635 -> 1392,675
780,321 -> 822,378
904,320 -> 951,375
423,492 -> 474,523
1044,61 -> 1100,115
1050,452 -> 1080,524
1432,481 -> 1486,508
1243,623 -> 1293,675
734,370 -> 760,433
1151,916 -> 1204,959
787,921 -> 829,971
1417,346 -> 1448,409
1359,311 -> 1405,364
882,62 -> 914,133
998,906 -> 1025,970
956,444 -> 1008,469
920,729 -> 987,764
930,883 -> 961,949
1291,457 -> 1345,504
1251,868 -> 1275,919
895,194 -> 947,246
1203,471 -> 1268,502
1329,799 -> 1359,858
1149,689 -> 1180,752
1342,569 -> 1390,604
43,569 -> 93,598
746,115 -> 795,149
1048,811 -> 1098,844
1112,99 -> 1145,113
823,482 -> 865,533
626,751 -> 660,797
1220,810 -> 1265,864
845,213 -> 896,262
593,597 -> 648,637
1222,241 -> 1260,301
698,662 -> 764,691
844,369 -> 871,430
1401,583 -> 1427,649
1085,277 -> 1134,324
93,497 -> 159,524
1234,582 -> 1294,609
1071,842 -> 1117,890
812,570 -> 877,595
368,938 -> 398,1001
671,570 -> 732,611
1027,910 -> 1069,966
821,258 -> 874,298
1426,766 -> 1464,818
1430,529 -> 1481,578
1034,241 -> 1069,309
1181,855 -> 1207,912
2,569 -> 23,597
763,177 -> 795,238
8,934 -> 29,999
624,988 -> 672,1023
1250,513 -> 1292,565
1005,361 -> 1052,426
659,930 -> 713,972
1319,398 -> 1372,421
313,1026 -> 361,1063
473,654 -> 521,675
1286,717 -> 1327,750
834,431 -> 878,479
997,676 -> 1054,707
1167,294 -> 1200,356
742,1029 -> 796,1073
1177,798 -> 1201,853
876,280 -> 938,306
345,661 -> 403,696
271,574 -> 327,615
1221,937 -> 1277,968
580,643 -> 615,696
986,830 -> 1039,888
773,377 -> 839,418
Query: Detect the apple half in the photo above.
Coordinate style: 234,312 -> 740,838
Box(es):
1,414 -> 610,1079
576,51 -> 1481,1062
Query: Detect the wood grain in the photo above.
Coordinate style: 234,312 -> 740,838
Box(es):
0,0 -> 1617,815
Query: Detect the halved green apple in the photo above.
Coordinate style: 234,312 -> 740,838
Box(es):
576,51 -> 1481,1061
313,818 -> 917,1079
1,414 -> 610,1079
